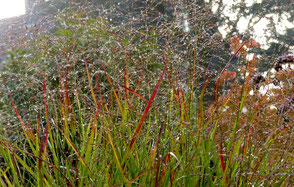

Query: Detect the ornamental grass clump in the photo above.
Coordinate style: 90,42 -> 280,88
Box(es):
0,4 -> 294,187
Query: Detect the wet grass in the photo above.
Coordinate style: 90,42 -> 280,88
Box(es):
1,45 -> 294,186
0,11 -> 294,187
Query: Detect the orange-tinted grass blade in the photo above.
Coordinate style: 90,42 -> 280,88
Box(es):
93,100 -> 102,125
125,99 -> 136,111
36,116 -> 40,138
84,60 -> 98,107
130,168 -> 155,183
162,56 -> 181,108
120,84 -> 148,102
179,89 -> 189,121
101,94 -> 128,182
95,73 -> 101,96
220,139 -> 229,184
9,92 -> 35,141
106,130 -> 129,183
124,60 -> 166,162
129,62 -> 166,154
119,94 -> 136,112
99,61 -> 123,114
58,91 -> 67,130
170,168 -> 177,186
159,153 -> 171,185
117,91 -> 136,113
130,72 -> 143,103
110,168 -> 155,186
65,65 -> 77,131
150,122 -> 165,161
55,126 -> 86,167
163,56 -> 184,119
183,151 -> 196,174
39,77 -> 50,170
56,59 -> 69,133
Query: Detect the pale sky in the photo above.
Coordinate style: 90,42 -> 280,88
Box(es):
0,0 -> 26,19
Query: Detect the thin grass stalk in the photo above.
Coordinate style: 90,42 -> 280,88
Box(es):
84,60 -> 98,108
99,60 -> 123,115
8,92 -> 35,141
122,57 -> 167,165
